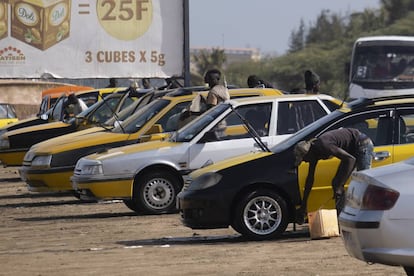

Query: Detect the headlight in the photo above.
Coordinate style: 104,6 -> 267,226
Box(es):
78,164 -> 103,176
31,155 -> 52,168
187,172 -> 222,191
0,138 -> 10,149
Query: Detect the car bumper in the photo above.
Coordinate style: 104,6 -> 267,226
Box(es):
176,189 -> 230,229
71,176 -> 134,201
339,210 -> 414,267
19,166 -> 74,192
0,149 -> 27,166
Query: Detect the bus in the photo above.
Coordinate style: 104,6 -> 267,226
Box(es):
349,36 -> 414,99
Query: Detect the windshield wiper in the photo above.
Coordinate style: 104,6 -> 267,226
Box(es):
230,106 -> 271,152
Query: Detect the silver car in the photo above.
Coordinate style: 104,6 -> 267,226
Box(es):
339,157 -> 414,275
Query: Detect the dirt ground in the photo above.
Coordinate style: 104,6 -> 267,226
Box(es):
0,167 -> 406,276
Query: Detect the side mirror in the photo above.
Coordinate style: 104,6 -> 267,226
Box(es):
145,124 -> 163,135
40,114 -> 49,120
139,132 -> 171,143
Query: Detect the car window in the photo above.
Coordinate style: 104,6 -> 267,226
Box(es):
77,91 -> 99,107
396,109 -> 414,144
206,103 -> 272,141
113,99 -> 170,134
325,109 -> 394,146
156,101 -> 191,132
88,97 -> 122,122
277,100 -> 327,135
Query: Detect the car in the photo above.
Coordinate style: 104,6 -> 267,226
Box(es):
0,103 -> 18,127
70,93 -> 342,215
339,157 -> 414,275
177,94 -> 414,240
38,85 -> 94,115
0,87 -> 119,141
0,87 -> 134,166
20,88 -> 284,194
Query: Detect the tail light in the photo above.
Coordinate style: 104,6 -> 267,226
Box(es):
362,185 -> 400,210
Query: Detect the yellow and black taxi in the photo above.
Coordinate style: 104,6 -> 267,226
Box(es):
70,93 -> 341,215
0,87 -> 119,146
177,94 -> 414,240
20,88 -> 284,194
0,87 -> 132,166
0,103 -> 18,127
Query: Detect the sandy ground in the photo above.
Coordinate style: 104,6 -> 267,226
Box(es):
0,167 -> 406,276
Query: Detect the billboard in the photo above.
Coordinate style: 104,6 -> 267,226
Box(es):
0,0 -> 185,78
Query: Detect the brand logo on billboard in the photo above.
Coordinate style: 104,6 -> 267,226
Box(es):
15,3 -> 39,26
0,46 -> 26,64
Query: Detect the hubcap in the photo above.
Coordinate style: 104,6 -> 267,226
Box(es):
143,177 -> 174,210
243,196 -> 282,235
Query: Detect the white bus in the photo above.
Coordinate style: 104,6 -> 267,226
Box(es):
349,36 -> 414,99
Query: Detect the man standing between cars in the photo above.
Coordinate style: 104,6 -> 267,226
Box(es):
205,69 -> 230,108
293,128 -> 374,222
304,70 -> 320,94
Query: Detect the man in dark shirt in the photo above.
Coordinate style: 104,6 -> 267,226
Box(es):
294,128 -> 374,222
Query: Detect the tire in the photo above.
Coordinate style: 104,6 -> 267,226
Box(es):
404,266 -> 414,276
232,189 -> 289,240
128,171 -> 181,215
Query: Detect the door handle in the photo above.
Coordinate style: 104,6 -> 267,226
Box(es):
373,151 -> 391,161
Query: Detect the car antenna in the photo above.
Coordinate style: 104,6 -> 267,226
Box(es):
230,105 -> 271,152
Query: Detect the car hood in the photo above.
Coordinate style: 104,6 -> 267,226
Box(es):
189,151 -> 273,179
30,126 -> 106,151
28,129 -> 134,155
3,121 -> 71,138
85,140 -> 179,161
0,116 -> 41,132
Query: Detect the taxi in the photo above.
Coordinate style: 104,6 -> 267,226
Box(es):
20,88 -> 284,194
177,95 -> 414,240
0,103 -> 18,128
0,87 -> 130,166
70,94 -> 341,215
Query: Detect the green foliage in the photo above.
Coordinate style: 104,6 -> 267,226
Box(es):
191,3 -> 414,99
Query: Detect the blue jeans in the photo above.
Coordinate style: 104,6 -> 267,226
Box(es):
356,135 -> 374,170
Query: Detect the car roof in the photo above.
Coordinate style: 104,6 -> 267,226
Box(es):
226,93 -> 339,105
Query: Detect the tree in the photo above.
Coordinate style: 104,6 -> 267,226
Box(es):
191,48 -> 227,85
288,19 -> 306,53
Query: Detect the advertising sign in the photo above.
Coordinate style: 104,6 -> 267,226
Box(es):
0,0 -> 185,78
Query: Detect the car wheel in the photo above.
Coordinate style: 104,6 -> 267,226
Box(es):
404,266 -> 414,276
130,171 -> 181,215
123,199 -> 141,213
233,189 -> 289,240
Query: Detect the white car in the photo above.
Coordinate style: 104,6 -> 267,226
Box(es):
72,94 -> 342,215
339,157 -> 414,275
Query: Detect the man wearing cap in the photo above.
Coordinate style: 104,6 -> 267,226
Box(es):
294,128 -> 373,222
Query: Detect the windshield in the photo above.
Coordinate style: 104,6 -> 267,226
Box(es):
0,104 -> 17,119
352,44 -> 414,82
112,98 -> 170,134
173,104 -> 229,142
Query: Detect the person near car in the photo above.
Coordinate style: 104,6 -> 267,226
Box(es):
247,75 -> 273,88
141,78 -> 153,89
62,93 -> 88,120
304,70 -> 320,94
293,128 -> 374,222
205,69 -> 230,108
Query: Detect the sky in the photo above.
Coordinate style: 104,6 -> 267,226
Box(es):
189,0 -> 380,55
